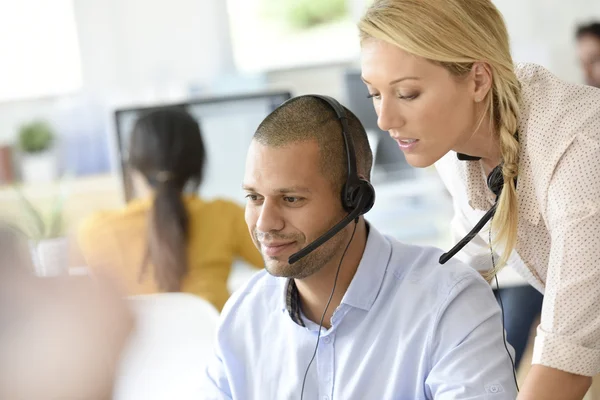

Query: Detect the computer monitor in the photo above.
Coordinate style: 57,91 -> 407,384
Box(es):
114,91 -> 292,203
344,69 -> 414,181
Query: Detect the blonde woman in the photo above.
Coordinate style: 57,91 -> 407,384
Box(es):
359,0 -> 600,399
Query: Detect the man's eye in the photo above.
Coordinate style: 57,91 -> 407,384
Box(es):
283,197 -> 300,203
245,194 -> 259,201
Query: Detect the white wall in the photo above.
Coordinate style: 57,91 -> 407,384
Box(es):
495,0 -> 600,82
0,0 -> 235,175
0,0 -> 599,149
73,0 -> 235,98
268,0 -> 600,97
0,0 -> 233,137
265,63 -> 353,101
0,0 -> 83,103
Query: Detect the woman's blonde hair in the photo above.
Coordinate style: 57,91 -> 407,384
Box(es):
359,0 -> 522,276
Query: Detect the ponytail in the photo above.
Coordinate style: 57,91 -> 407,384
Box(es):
146,179 -> 189,291
128,107 -> 205,290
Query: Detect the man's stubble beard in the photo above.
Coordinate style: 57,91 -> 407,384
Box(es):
259,214 -> 350,279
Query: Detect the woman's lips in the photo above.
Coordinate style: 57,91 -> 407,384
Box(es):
394,138 -> 420,151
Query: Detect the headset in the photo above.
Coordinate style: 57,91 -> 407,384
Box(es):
287,94 -> 376,265
439,160 -> 505,264
439,153 -> 520,392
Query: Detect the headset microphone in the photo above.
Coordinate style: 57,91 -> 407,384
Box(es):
437,157 -> 520,392
288,192 -> 369,264
439,162 -> 507,264
439,204 -> 497,264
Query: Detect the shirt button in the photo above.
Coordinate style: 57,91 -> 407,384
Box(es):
322,336 -> 331,344
487,384 -> 502,393
323,396 -> 330,400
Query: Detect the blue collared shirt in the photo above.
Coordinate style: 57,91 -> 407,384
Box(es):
202,224 -> 518,399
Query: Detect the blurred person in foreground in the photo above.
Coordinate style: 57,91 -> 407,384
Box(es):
78,108 -> 263,311
0,222 -> 133,399
576,22 -> 600,88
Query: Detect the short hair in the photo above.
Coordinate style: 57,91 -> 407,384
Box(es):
576,22 -> 600,40
253,96 -> 373,192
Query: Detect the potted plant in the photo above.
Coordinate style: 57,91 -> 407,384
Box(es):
18,120 -> 58,183
262,0 -> 348,30
14,181 -> 69,276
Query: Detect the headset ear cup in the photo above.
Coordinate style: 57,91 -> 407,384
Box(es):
358,180 -> 375,215
341,183 -> 354,212
343,180 -> 375,215
486,165 -> 505,198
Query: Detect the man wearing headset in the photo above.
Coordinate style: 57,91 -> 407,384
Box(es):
202,96 -> 517,399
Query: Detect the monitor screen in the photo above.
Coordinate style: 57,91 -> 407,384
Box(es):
114,91 -> 292,203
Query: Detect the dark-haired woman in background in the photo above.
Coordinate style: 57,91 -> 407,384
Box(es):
78,108 -> 263,311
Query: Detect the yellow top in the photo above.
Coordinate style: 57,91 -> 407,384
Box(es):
77,195 -> 263,311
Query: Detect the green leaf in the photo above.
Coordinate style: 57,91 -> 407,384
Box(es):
261,0 -> 348,30
18,120 -> 55,154
13,185 -> 45,241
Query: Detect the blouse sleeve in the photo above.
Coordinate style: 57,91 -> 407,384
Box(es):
533,135 -> 600,376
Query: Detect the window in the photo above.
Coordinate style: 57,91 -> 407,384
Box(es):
0,0 -> 82,102
226,0 -> 370,72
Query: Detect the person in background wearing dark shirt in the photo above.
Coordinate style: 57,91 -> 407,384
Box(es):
576,22 -> 600,88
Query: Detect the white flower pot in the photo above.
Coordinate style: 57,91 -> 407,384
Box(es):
21,151 -> 57,183
31,236 -> 70,277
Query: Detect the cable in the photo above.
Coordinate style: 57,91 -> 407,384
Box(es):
489,218 -> 520,393
300,221 -> 358,400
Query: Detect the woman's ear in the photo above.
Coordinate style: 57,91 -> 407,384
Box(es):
471,62 -> 493,102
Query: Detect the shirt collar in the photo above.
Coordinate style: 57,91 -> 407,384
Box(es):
282,223 -> 392,326
284,279 -> 305,327
339,224 -> 391,310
